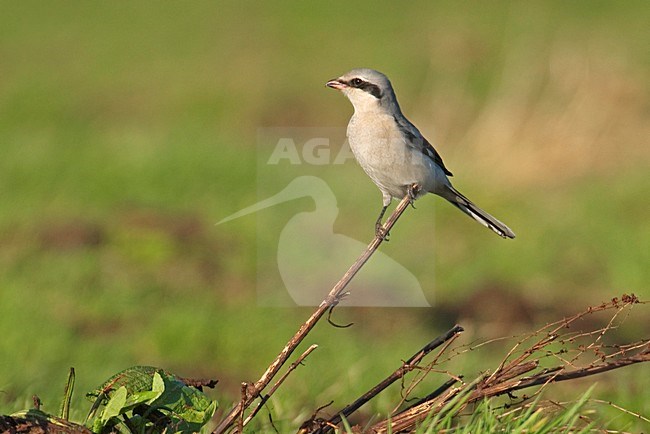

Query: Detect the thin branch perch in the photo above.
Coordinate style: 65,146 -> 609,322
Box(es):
213,186 -> 420,434
243,344 -> 318,427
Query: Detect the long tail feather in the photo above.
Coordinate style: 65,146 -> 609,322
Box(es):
446,187 -> 515,239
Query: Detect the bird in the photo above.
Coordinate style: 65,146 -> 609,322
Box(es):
326,68 -> 516,239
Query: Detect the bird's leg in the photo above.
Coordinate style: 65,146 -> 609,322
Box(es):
374,205 -> 390,240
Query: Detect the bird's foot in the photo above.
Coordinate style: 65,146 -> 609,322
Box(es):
375,223 -> 390,241
407,184 -> 420,208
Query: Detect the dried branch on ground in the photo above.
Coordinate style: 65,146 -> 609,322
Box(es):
368,294 -> 646,433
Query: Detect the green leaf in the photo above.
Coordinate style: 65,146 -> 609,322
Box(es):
150,373 -> 217,433
152,371 -> 165,395
123,389 -> 162,409
86,366 -> 217,434
87,366 -> 162,401
101,386 -> 127,423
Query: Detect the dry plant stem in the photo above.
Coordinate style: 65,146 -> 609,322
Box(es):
374,342 -> 649,432
589,399 -> 650,424
475,346 -> 650,398
483,298 -> 633,388
237,383 -> 247,434
371,298 -> 647,433
243,345 -> 318,427
316,325 -> 464,433
393,332 -> 463,413
404,377 -> 460,411
213,187 -> 419,434
374,376 -> 485,433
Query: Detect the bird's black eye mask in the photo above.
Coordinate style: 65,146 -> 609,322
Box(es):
347,78 -> 383,99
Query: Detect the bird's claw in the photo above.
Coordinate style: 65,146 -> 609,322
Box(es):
407,183 -> 420,208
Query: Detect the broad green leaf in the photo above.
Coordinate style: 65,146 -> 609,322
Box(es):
151,371 -> 165,395
87,366 -> 162,400
151,373 -> 217,433
101,386 -> 127,423
123,389 -> 162,409
87,366 -> 216,434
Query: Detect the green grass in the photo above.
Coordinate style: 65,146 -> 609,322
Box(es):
252,388 -> 615,433
0,1 -> 648,432
419,393 -> 596,434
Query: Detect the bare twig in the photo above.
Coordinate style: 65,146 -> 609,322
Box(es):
237,383 -> 246,434
482,295 -> 640,388
401,377 -> 461,412
313,325 -> 464,433
393,333 -> 463,413
373,376 -> 485,433
213,186 -> 419,434
589,399 -> 650,424
370,296 -> 647,433
477,346 -> 649,397
243,345 -> 318,427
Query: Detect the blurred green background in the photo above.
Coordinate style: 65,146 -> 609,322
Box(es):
0,1 -> 648,431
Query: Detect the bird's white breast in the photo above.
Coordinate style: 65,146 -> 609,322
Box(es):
347,112 -> 441,200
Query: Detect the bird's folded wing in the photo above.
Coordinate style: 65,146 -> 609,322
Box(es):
393,115 -> 453,176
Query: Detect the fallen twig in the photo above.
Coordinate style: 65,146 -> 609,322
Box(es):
377,345 -> 648,433
312,325 -> 464,433
369,295 -> 647,433
477,346 -> 649,397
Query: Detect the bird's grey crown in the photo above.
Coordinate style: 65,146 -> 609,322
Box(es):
343,68 -> 391,88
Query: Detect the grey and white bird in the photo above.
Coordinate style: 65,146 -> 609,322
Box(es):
326,68 -> 515,239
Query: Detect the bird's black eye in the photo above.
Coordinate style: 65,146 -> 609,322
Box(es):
350,78 -> 364,87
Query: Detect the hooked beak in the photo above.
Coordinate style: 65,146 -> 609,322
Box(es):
326,79 -> 346,90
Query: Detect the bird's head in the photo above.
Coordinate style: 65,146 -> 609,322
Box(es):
326,68 -> 400,114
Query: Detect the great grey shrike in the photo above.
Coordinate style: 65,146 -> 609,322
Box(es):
326,68 -> 515,239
